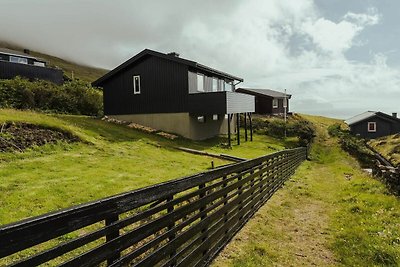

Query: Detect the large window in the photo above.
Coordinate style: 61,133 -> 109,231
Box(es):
212,78 -> 218,92
219,79 -> 224,91
272,99 -> 278,108
224,81 -> 233,92
197,74 -> 204,92
10,56 -> 28,64
368,122 -> 376,132
133,75 -> 141,94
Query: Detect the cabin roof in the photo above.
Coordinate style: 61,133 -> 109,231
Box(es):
345,111 -> 400,125
93,49 -> 243,86
236,88 -> 292,99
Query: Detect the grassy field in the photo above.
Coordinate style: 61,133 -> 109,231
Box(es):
212,115 -> 400,266
369,134 -> 400,167
0,109 -> 293,226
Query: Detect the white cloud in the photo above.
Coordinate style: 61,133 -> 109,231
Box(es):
0,0 -> 397,118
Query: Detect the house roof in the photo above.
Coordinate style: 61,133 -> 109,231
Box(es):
0,48 -> 45,62
93,49 -> 243,86
345,111 -> 400,125
235,88 -> 292,99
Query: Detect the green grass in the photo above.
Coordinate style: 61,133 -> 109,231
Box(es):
0,109 -> 292,225
369,134 -> 400,167
212,115 -> 400,266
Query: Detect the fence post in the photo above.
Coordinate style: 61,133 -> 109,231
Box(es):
165,195 -> 177,266
199,183 -> 208,256
105,215 -> 120,266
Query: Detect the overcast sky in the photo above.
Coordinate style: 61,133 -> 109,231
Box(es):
1,0 -> 399,119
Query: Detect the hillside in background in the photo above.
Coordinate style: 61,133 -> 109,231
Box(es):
0,41 -> 108,82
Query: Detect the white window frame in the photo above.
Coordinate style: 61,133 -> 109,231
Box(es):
133,75 -> 141,94
272,99 -> 278,108
367,122 -> 376,132
212,114 -> 219,121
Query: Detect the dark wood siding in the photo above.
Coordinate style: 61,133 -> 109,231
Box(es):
102,55 -> 189,115
350,116 -> 400,139
188,91 -> 226,115
255,96 -> 273,114
0,61 -> 63,84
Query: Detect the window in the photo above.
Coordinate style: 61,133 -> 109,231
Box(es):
33,61 -> 45,67
368,122 -> 376,132
283,98 -> 288,108
197,116 -> 205,123
212,78 -> 218,92
224,81 -> 233,92
197,74 -> 204,92
10,56 -> 28,64
219,79 -> 224,91
133,75 -> 141,94
272,99 -> 278,108
212,114 -> 219,121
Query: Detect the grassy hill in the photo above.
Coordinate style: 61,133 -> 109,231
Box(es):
0,109 -> 294,226
0,41 -> 108,82
369,134 -> 400,167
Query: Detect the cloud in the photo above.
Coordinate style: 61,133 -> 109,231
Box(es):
0,0 -> 397,118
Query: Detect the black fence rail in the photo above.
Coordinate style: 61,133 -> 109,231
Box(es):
0,147 -> 307,267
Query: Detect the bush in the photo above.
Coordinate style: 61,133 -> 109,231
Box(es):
249,116 -> 316,146
327,123 -> 375,167
0,77 -> 103,116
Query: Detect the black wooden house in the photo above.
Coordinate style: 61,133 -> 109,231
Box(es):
345,111 -> 400,139
235,88 -> 291,115
0,48 -> 63,84
93,49 -> 255,141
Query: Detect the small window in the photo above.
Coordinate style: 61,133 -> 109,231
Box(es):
368,122 -> 376,132
10,56 -> 28,64
197,74 -> 204,92
133,75 -> 140,94
272,99 -> 278,108
197,116 -> 205,123
283,98 -> 288,108
33,61 -> 45,67
212,114 -> 218,121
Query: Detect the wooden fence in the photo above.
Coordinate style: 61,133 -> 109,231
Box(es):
0,147 -> 307,267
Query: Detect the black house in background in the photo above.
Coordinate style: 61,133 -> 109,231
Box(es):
93,49 -> 255,141
235,88 -> 291,115
345,111 -> 400,139
0,48 -> 63,84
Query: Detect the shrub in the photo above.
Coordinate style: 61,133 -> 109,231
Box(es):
249,116 -> 316,146
327,123 -> 375,167
0,77 -> 103,116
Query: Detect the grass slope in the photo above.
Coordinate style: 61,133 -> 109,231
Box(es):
0,109 -> 293,226
212,115 -> 400,266
369,134 -> 400,167
0,42 -> 108,82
